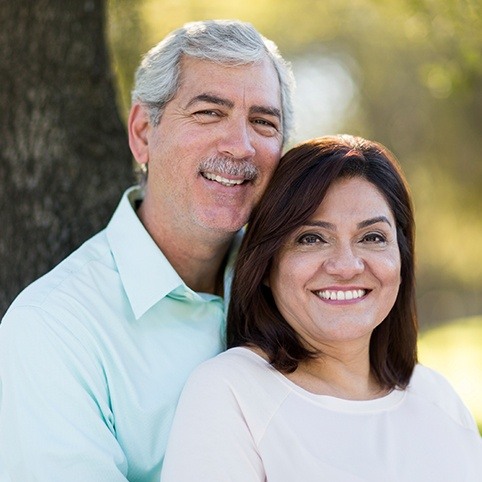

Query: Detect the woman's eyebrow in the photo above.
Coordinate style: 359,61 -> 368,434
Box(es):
304,220 -> 335,230
303,216 -> 392,231
357,216 -> 392,229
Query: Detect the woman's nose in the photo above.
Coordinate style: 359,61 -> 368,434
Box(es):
324,245 -> 365,279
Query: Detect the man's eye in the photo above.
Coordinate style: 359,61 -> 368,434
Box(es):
251,118 -> 280,136
297,233 -> 325,245
194,110 -> 219,117
253,118 -> 275,127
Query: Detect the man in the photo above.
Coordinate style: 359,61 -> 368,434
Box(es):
0,20 -> 294,481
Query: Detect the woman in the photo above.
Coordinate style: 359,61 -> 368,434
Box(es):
161,135 -> 482,481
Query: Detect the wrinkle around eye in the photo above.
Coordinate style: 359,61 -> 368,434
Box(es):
252,123 -> 281,139
194,109 -> 224,116
192,110 -> 224,123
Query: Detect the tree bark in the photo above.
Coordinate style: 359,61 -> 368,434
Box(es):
0,0 -> 133,317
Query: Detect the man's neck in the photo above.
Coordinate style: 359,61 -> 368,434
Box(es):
137,201 -> 234,295
164,237 -> 232,295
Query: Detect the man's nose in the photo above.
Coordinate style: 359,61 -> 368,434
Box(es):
217,120 -> 256,159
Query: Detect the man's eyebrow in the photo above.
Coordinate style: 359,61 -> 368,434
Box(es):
250,105 -> 282,120
303,216 -> 392,230
185,94 -> 281,120
186,94 -> 234,109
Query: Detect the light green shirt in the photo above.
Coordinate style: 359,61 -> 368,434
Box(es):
0,187 -> 240,482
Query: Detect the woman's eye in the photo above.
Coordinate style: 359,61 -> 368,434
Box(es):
297,233 -> 324,245
362,232 -> 387,244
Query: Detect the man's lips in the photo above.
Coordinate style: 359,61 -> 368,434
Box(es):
201,172 -> 247,187
198,156 -> 259,187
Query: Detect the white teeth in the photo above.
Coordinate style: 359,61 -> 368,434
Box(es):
203,172 -> 245,187
316,289 -> 366,301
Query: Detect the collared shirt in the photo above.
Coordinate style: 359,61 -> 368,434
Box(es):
0,187 -> 241,482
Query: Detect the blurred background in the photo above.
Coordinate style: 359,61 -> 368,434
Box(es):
1,0 -> 480,428
108,0 -> 482,330
108,0 -> 482,427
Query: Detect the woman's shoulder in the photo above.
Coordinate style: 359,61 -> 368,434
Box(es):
182,347 -> 292,407
186,346 -> 281,388
407,364 -> 478,431
203,345 -> 269,366
176,347 -> 293,441
409,364 -> 463,398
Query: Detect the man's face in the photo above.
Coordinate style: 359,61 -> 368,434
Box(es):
141,55 -> 283,238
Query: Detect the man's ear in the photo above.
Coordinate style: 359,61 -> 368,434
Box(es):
128,103 -> 150,167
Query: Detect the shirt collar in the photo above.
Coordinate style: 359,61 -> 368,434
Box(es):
106,187 -> 184,319
106,187 -> 243,320
223,228 -> 243,310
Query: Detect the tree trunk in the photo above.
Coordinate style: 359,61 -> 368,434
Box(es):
0,0 -> 133,317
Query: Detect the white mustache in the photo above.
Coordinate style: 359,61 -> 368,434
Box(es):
198,156 -> 259,181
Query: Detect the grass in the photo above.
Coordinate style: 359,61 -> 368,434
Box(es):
418,315 -> 482,434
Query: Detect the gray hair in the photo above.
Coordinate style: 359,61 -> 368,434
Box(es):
131,19 -> 295,144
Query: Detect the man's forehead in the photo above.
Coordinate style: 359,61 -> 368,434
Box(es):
179,55 -> 278,86
177,56 -> 281,109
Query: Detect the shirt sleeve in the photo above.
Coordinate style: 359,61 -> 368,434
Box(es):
0,306 -> 129,481
160,359 -> 266,482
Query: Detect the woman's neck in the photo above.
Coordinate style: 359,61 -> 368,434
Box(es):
285,349 -> 388,401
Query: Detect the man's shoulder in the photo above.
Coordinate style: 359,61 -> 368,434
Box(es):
5,229 -> 114,316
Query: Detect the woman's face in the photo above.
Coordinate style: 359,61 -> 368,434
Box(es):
269,176 -> 401,350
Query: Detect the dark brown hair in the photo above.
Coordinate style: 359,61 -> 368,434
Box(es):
227,135 -> 418,389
